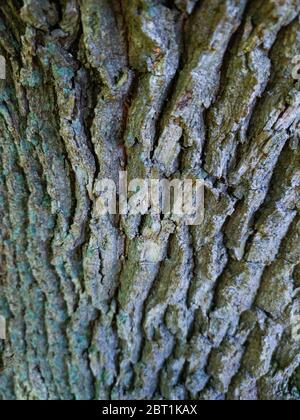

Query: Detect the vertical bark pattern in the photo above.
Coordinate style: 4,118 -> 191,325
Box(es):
0,0 -> 300,400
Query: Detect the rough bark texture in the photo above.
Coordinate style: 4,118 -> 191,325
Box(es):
1,0 -> 300,401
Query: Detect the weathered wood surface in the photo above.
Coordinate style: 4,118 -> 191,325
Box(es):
0,0 -> 300,400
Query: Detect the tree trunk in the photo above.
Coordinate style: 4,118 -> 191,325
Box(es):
1,0 -> 300,401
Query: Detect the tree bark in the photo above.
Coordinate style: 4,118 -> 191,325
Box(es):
1,0 -> 300,400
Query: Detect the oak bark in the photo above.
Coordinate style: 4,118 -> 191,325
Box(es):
1,0 -> 300,400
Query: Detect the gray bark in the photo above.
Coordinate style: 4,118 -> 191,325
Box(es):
0,0 -> 300,400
